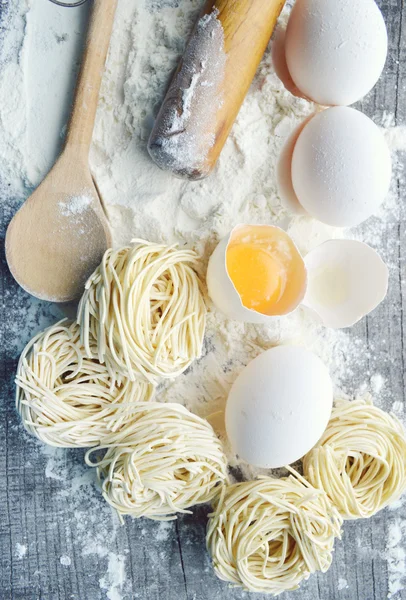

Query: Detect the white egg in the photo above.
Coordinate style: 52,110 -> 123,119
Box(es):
206,224 -> 307,323
291,107 -> 392,227
285,0 -> 388,106
303,240 -> 388,329
225,346 -> 333,468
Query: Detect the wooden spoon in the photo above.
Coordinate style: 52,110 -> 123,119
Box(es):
5,0 -> 117,302
148,0 -> 286,180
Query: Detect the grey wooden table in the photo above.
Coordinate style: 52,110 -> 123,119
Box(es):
1,1 -> 406,599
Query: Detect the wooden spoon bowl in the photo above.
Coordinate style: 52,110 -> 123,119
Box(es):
6,149 -> 111,302
5,0 -> 117,302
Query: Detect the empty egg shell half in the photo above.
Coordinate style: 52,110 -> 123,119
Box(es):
302,240 -> 389,329
206,224 -> 308,323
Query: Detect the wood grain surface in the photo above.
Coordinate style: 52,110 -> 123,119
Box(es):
1,1 -> 406,599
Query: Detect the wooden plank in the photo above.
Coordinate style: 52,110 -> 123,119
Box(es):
1,0 -> 406,599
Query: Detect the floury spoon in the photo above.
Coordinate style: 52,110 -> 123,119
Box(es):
6,0 -> 117,302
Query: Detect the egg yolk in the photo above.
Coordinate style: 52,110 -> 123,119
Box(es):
226,242 -> 285,313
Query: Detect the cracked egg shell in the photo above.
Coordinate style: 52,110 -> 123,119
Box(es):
303,239 -> 389,329
277,114 -> 314,215
206,224 -> 307,323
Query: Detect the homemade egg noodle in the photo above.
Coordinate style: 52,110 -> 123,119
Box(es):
16,321 -> 154,448
85,403 -> 228,521
14,235 -> 405,594
206,469 -> 342,594
303,398 -> 406,519
78,240 -> 206,384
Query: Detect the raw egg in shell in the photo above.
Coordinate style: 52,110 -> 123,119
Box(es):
278,107 -> 392,227
207,226 -> 388,328
285,0 -> 388,107
225,346 -> 333,469
206,224 -> 307,323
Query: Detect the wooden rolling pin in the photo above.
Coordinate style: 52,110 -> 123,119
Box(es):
148,0 -> 286,180
5,0 -> 117,302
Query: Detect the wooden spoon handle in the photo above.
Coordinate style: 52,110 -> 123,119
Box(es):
65,0 -> 118,152
148,0 -> 286,180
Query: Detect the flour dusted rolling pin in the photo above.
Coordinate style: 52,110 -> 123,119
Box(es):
148,0 -> 286,180
5,0 -> 117,302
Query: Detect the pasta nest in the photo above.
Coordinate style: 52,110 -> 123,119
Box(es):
303,398 -> 406,519
16,321 -> 154,448
206,471 -> 342,595
85,402 -> 228,521
77,239 -> 207,384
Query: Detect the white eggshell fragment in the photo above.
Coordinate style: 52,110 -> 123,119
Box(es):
206,225 -> 307,323
292,107 -> 392,227
225,346 -> 333,468
285,0 -> 388,106
277,115 -> 313,215
207,233 -> 267,324
271,25 -> 307,100
303,240 -> 388,329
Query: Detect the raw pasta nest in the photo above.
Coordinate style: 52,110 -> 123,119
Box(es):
206,471 -> 342,595
77,239 -> 207,384
85,402 -> 228,521
16,321 -> 154,448
303,398 -> 406,519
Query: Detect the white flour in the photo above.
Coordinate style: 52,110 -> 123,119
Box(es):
15,543 -> 27,559
1,1 -> 406,598
99,553 -> 126,600
386,519 -> 406,598
59,194 -> 92,217
60,555 -> 72,567
338,578 -> 348,591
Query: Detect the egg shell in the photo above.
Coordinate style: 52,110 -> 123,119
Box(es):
303,240 -> 388,329
291,107 -> 392,227
207,233 -> 269,324
285,0 -> 388,106
277,114 -> 314,215
271,25 -> 307,100
206,225 -> 307,323
225,346 -> 333,469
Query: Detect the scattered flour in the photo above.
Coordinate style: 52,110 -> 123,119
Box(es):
0,1 -> 30,200
15,543 -> 27,559
155,521 -> 172,542
45,458 -> 65,481
338,578 -> 348,591
371,373 -> 385,395
59,194 -> 92,217
60,555 -> 71,567
386,519 -> 406,598
99,553 -> 126,600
